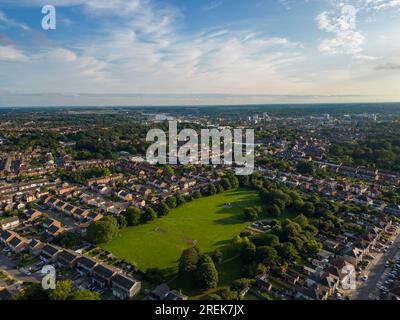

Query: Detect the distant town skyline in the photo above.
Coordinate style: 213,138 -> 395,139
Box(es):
1,0 -> 400,106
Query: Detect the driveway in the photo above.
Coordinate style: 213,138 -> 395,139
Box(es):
0,252 -> 42,283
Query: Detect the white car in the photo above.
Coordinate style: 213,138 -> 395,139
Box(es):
361,275 -> 369,281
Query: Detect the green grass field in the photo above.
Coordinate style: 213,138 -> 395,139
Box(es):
101,188 -> 261,278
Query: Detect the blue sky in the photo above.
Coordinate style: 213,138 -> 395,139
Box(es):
1,0 -> 400,106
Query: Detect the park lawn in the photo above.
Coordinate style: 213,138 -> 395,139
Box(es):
101,188 -> 261,279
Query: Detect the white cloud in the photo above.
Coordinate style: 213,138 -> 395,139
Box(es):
0,45 -> 27,62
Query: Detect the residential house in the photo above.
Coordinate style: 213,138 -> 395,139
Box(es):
324,258 -> 355,289
255,274 -> 273,292
28,238 -> 44,256
111,274 -> 141,299
76,256 -> 98,276
63,204 -> 78,216
40,244 -> 61,263
147,284 -> 188,300
0,216 -> 20,230
0,288 -> 12,300
47,224 -> 64,238
295,283 -> 329,300
0,230 -> 16,245
57,250 -> 80,269
87,212 -> 103,222
25,209 -> 42,222
343,247 -> 364,266
43,218 -> 62,230
8,235 -> 28,253
92,264 -> 117,287
116,190 -> 133,202
72,208 -> 90,221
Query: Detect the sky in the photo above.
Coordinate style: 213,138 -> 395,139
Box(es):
1,0 -> 400,106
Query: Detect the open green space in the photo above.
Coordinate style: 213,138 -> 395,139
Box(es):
101,188 -> 261,280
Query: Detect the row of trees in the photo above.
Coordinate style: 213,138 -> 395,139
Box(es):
13,281 -> 100,300
179,247 -> 219,290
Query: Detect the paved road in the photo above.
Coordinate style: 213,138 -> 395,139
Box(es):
0,253 -> 41,283
351,231 -> 400,300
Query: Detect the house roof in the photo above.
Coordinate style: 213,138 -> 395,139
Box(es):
29,238 -> 42,248
43,218 -> 55,226
0,216 -> 19,225
77,256 -> 97,269
112,273 -> 137,290
25,209 -> 41,217
0,288 -> 12,300
93,264 -> 116,279
59,250 -> 79,262
48,224 -> 62,234
9,236 -> 24,247
0,230 -> 15,241
151,283 -> 170,298
41,244 -> 60,256
64,204 -> 75,212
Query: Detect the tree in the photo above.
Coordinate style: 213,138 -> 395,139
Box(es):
280,242 -> 300,261
221,178 -> 232,190
231,278 -> 252,293
208,184 -> 217,195
12,282 -> 48,300
193,190 -> 202,199
219,288 -> 239,300
157,202 -> 170,217
293,214 -> 309,229
216,184 -> 224,193
124,206 -> 142,226
196,260 -> 219,289
230,176 -> 239,189
71,290 -> 101,300
164,165 -> 175,176
117,215 -> 127,229
211,249 -> 223,266
256,246 -> 278,266
296,161 -> 316,175
87,217 -> 119,244
143,207 -> 157,222
165,196 -> 177,209
241,240 -> 256,263
259,233 -> 280,248
145,268 -> 164,283
268,204 -> 281,218
306,239 -> 323,256
244,206 -> 261,221
176,195 -> 186,206
302,202 -> 315,216
281,219 -> 302,242
58,231 -> 80,249
49,280 -> 74,300
179,247 -> 200,273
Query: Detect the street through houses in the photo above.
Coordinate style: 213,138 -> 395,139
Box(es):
350,229 -> 400,300
0,252 -> 42,284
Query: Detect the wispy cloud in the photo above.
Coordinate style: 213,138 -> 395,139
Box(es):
375,62 -> 400,70
203,1 -> 223,12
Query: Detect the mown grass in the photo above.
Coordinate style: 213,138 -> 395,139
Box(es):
101,188 -> 261,282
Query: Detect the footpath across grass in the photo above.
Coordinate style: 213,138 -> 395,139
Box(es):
101,188 -> 261,281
